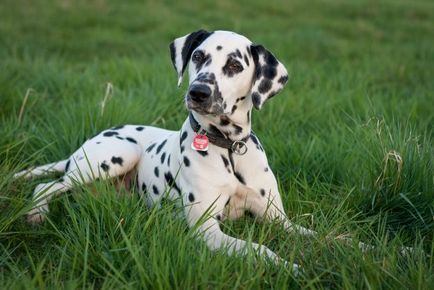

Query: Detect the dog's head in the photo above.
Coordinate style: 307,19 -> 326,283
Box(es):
170,30 -> 288,115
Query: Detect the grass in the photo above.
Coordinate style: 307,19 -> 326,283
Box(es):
0,0 -> 433,288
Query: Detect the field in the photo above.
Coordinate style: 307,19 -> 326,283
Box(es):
0,0 -> 433,289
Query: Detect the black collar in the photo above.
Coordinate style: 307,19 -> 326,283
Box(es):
189,112 -> 250,155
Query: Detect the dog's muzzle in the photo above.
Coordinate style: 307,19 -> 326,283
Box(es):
186,84 -> 214,114
188,84 -> 211,103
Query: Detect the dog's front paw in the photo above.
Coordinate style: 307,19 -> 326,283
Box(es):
292,263 -> 302,276
283,260 -> 303,276
26,205 -> 48,224
26,212 -> 45,224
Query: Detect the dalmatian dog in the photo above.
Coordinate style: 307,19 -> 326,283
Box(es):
15,30 -> 316,273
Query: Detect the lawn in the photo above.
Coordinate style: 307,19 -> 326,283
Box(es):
0,0 -> 433,289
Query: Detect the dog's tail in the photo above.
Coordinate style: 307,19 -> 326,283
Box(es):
14,159 -> 69,179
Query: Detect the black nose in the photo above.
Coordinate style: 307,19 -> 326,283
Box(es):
189,84 -> 211,103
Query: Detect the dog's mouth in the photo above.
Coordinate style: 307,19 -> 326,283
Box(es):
185,96 -> 224,116
185,98 -> 212,115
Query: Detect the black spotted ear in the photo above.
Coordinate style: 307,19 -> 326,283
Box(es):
249,45 -> 288,110
169,30 -> 213,87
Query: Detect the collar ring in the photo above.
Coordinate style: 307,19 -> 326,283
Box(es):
231,140 -> 248,155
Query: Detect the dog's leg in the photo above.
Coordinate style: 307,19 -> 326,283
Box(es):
184,193 -> 301,274
27,177 -> 73,224
14,159 -> 69,179
241,173 -> 317,237
26,142 -> 142,223
199,218 -> 293,262
256,193 -> 316,237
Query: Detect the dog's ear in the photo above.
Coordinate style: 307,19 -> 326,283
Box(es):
169,30 -> 213,87
249,45 -> 288,110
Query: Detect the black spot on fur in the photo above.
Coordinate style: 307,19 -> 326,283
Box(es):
260,189 -> 266,197
180,146 -> 185,153
126,137 -> 137,144
251,134 -> 264,151
164,172 -> 181,194
212,82 -> 223,106
197,150 -> 208,157
156,140 -> 167,154
101,162 -> 110,172
221,155 -> 231,173
216,45 -> 222,50
152,185 -> 159,195
116,136 -> 124,140
258,79 -> 272,94
232,124 -> 243,135
183,156 -> 190,167
234,172 -> 246,185
247,46 -> 252,57
236,96 -> 246,103
146,143 -> 157,153
278,75 -> 288,84
251,134 -> 259,145
188,193 -> 195,202
142,182 -> 147,192
244,54 -> 250,66
111,125 -> 124,130
65,160 -> 70,172
264,50 -> 278,66
231,105 -> 237,114
228,150 -> 236,174
178,30 -> 213,76
96,142 -> 101,144
180,131 -> 188,145
265,167 -> 269,172
263,65 -> 277,79
154,167 -> 159,177
136,126 -> 145,131
220,116 -> 230,126
111,156 -> 123,166
161,152 -> 166,164
167,154 -> 171,166
252,92 -> 261,108
247,111 -> 250,123
103,131 -> 119,137
235,49 -> 242,58
255,64 -> 262,80
169,42 -> 176,69
225,198 -> 231,207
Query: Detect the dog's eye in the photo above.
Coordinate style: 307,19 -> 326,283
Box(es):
228,60 -> 243,73
192,51 -> 205,63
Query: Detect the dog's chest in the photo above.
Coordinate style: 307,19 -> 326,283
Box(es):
136,123 -> 241,204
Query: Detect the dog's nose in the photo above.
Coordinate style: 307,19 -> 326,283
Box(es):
189,84 -> 211,103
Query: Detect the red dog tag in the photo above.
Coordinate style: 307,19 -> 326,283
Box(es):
192,134 -> 209,151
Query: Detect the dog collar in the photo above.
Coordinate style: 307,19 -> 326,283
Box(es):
189,112 -> 250,155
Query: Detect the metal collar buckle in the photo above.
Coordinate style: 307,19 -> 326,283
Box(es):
231,140 -> 248,155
